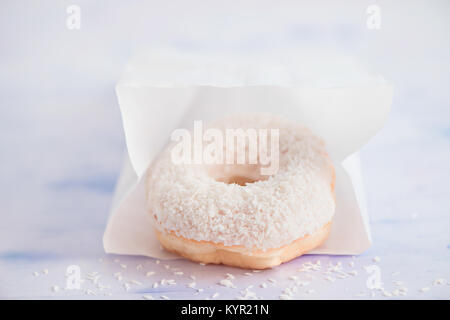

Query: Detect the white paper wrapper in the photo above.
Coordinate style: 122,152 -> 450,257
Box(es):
103,48 -> 393,259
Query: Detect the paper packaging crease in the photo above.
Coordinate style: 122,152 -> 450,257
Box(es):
103,49 -> 393,260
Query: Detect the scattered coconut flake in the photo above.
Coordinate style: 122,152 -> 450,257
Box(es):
174,272 -> 184,276
153,282 -> 159,288
190,275 -> 196,280
283,288 -> 292,296
97,284 -> 110,290
288,275 -> 298,281
372,256 -> 381,263
161,295 -> 170,300
33,272 -> 39,277
120,264 -> 127,269
297,281 -> 310,287
226,273 -> 235,280
433,278 -> 446,285
279,294 -> 292,300
244,272 -> 253,276
187,282 -> 196,288
130,280 -> 142,285
238,287 -> 257,300
347,270 -> 358,276
146,271 -> 155,277
260,283 -> 267,288
268,278 -> 277,283
143,295 -> 154,300
51,285 -> 59,292
348,261 -> 355,268
325,276 -> 336,282
219,279 -> 236,288
86,274 -> 100,284
212,292 -> 219,299
420,287 -> 430,292
355,292 -> 367,297
136,264 -> 143,270
199,263 -> 206,266
42,269 -> 49,275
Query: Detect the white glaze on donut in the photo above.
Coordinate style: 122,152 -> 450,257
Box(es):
147,113 -> 335,251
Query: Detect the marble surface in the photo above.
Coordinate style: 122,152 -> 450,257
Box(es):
0,1 -> 449,299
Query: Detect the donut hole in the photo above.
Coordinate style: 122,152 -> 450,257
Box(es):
216,175 -> 257,186
208,164 -> 269,186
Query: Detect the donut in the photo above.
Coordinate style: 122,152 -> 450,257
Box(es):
147,113 -> 335,269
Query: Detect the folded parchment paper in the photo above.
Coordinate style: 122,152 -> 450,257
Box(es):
103,48 -> 393,259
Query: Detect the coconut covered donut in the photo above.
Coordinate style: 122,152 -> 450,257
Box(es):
147,113 -> 335,269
